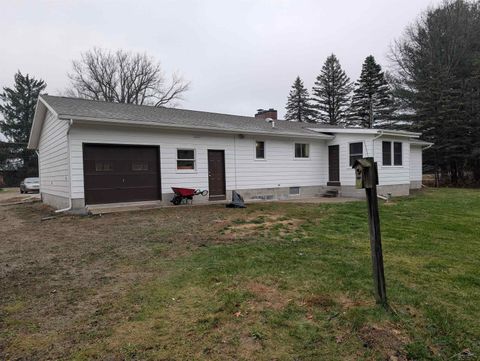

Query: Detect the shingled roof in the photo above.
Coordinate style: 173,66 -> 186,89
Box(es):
39,95 -> 338,138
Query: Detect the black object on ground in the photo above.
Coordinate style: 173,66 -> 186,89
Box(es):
226,191 -> 246,208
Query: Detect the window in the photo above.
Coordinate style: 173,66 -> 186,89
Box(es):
295,143 -> 309,158
394,142 -> 403,165
177,149 -> 195,170
95,161 -> 113,172
132,161 -> 148,171
349,142 -> 363,166
255,141 -> 265,159
289,186 -> 300,195
382,141 -> 402,166
382,141 -> 392,166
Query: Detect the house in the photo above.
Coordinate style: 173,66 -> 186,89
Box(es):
27,95 -> 431,213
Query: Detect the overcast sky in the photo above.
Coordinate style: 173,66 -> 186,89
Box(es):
1,0 -> 442,119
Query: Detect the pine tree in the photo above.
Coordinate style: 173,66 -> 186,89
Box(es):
285,76 -> 315,122
349,56 -> 393,128
0,71 -> 46,178
390,0 -> 480,184
311,54 -> 352,125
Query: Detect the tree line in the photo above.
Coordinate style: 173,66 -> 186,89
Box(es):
285,0 -> 480,185
285,54 -> 392,128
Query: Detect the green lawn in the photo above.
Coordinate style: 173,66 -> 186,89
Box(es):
1,189 -> 479,360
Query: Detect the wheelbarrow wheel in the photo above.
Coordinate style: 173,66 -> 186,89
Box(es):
171,195 -> 182,205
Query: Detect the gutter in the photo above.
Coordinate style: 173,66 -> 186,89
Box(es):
55,119 -> 73,213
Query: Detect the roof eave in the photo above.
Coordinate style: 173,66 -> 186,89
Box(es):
28,96 -> 59,149
61,115 -> 335,140
308,127 -> 421,138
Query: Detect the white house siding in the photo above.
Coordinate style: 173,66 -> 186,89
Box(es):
373,137 -> 411,186
409,145 -> 423,188
68,123 -> 328,205
37,110 -> 70,206
325,134 -> 412,197
326,134 -> 375,186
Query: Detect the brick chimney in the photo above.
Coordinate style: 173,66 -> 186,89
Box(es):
255,108 -> 277,120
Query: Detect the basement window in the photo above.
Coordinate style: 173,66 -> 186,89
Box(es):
295,143 -> 309,158
349,142 -> 363,166
177,149 -> 195,170
289,186 -> 300,195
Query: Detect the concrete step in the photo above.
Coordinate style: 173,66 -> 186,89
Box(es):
323,189 -> 339,198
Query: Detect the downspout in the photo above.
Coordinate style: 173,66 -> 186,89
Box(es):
55,119 -> 73,213
233,135 -> 238,190
35,150 -> 41,201
372,130 -> 384,158
372,131 -> 384,200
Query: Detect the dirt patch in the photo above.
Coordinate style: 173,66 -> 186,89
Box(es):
303,294 -> 336,309
358,323 -> 409,360
222,215 -> 304,240
0,202 -> 236,359
336,294 -> 374,310
246,281 -> 290,311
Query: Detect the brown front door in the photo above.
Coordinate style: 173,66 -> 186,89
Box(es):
328,145 -> 340,186
208,150 -> 226,200
83,144 -> 161,205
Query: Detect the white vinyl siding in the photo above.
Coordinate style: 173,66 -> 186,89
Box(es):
327,134 -> 412,186
327,135 -> 374,186
410,145 -> 423,182
37,110 -> 70,198
374,137 -> 410,186
68,124 -> 328,200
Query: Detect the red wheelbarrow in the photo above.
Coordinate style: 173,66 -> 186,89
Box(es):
170,187 -> 208,205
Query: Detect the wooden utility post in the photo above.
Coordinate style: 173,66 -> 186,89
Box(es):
352,157 -> 387,307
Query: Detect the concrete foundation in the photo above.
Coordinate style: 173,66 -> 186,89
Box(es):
338,184 -> 411,198
44,183 -> 412,213
410,181 -> 422,189
234,185 -> 327,201
41,192 -> 70,210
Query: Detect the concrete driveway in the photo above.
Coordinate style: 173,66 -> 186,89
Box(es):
0,187 -> 40,204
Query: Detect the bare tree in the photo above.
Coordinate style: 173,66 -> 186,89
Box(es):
67,48 -> 190,106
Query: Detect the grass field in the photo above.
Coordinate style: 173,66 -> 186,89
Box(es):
0,189 -> 479,360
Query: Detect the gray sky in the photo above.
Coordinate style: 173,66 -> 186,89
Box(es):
1,0 -> 442,119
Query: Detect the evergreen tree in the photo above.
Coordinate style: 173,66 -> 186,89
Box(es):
0,71 -> 46,178
390,0 -> 480,185
285,76 -> 315,122
311,54 -> 352,125
349,55 -> 393,128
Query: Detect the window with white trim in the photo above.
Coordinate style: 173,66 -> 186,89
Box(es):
382,141 -> 392,166
255,141 -> 265,159
295,143 -> 309,158
177,149 -> 195,170
394,142 -> 403,165
382,141 -> 402,166
349,142 -> 363,166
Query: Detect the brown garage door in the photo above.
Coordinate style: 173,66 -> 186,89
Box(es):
83,144 -> 161,205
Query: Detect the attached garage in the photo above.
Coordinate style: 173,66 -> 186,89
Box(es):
83,144 -> 161,205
